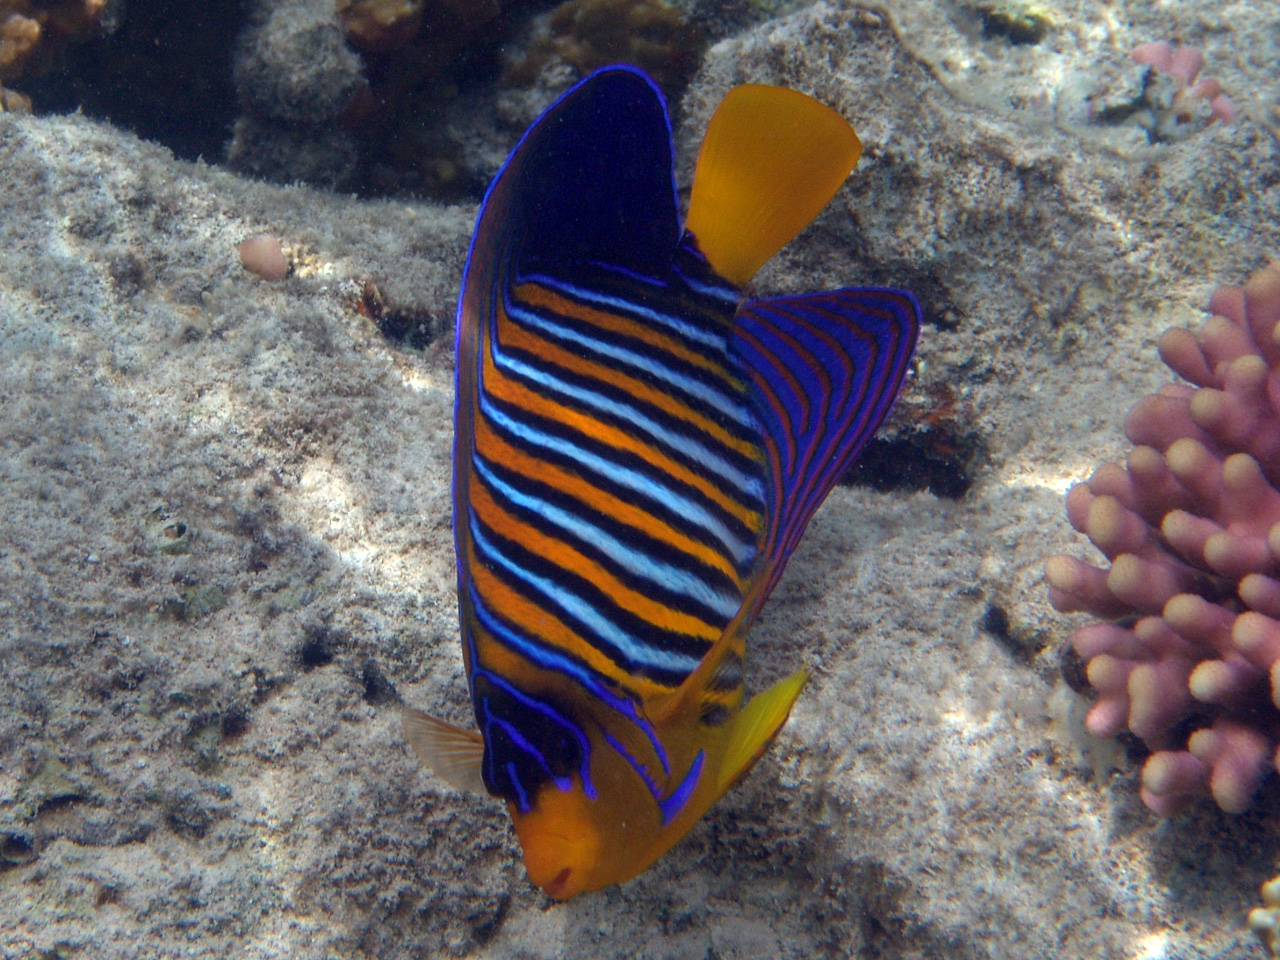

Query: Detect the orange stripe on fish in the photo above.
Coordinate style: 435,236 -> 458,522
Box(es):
511,280 -> 741,384
478,328 -> 765,532
493,298 -> 764,463
472,414 -> 745,587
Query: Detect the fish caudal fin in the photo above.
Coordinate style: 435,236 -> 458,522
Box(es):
717,668 -> 808,793
685,85 -> 862,287
402,707 -> 487,795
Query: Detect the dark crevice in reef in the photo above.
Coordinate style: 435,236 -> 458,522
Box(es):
842,428 -> 981,500
26,0 -> 247,163
361,659 -> 399,706
0,833 -> 37,869
297,623 -> 344,670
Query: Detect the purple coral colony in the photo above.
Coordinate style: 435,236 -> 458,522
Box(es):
1047,261 -> 1280,819
1046,260 -> 1280,947
1045,40 -> 1280,946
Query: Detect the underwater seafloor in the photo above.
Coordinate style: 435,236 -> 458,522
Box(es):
3,0 -> 1280,957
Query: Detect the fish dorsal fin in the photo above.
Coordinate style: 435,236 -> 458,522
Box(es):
480,65 -> 680,279
730,289 -> 920,598
717,668 -> 808,792
685,85 -> 862,287
402,707 -> 487,795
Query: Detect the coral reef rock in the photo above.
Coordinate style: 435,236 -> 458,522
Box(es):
501,0 -> 706,96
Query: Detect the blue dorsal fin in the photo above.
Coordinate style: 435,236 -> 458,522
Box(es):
729,288 -> 921,595
482,66 -> 680,278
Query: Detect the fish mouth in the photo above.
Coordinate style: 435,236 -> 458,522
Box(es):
544,868 -> 573,899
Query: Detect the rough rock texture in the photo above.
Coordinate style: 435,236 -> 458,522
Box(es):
228,0 -> 366,188
2,0 -> 1280,958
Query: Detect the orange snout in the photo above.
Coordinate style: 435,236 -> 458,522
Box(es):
510,784 -> 602,900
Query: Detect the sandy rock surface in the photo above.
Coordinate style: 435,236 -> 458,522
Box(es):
2,1 -> 1279,957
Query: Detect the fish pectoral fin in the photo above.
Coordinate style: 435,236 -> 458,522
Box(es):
649,602 -> 756,727
684,85 -> 861,286
717,669 -> 808,793
402,706 -> 487,795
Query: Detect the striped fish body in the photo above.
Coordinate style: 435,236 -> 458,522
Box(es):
407,66 -> 921,898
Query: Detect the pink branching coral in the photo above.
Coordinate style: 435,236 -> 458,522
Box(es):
1132,41 -> 1236,125
1088,40 -> 1235,143
1046,260 -> 1280,816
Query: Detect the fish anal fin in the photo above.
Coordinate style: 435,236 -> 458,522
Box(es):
717,669 -> 808,793
685,85 -> 862,286
402,706 -> 487,795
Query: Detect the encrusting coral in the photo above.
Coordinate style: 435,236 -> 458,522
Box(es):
328,0 -> 508,195
1251,876 -> 1280,956
336,0 -> 426,51
0,0 -> 104,78
501,0 -> 705,96
1088,40 -> 1234,142
1132,41 -> 1236,127
0,0 -> 105,110
325,0 -> 705,196
1046,260 -> 1280,818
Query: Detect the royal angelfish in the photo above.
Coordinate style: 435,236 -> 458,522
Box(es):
405,66 -> 920,899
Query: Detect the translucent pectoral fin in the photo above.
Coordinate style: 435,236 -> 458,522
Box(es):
403,706 -> 488,795
717,668 -> 809,793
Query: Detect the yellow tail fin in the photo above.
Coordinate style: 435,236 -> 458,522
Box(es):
685,85 -> 862,287
717,668 -> 809,792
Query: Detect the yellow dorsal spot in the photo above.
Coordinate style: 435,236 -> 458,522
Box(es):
685,85 -> 862,287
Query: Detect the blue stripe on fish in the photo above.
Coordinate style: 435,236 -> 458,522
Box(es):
523,272 -> 733,352
484,337 -> 766,501
469,515 -> 707,678
477,391 -> 758,565
657,750 -> 705,825
471,456 -> 743,621
503,295 -> 758,429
